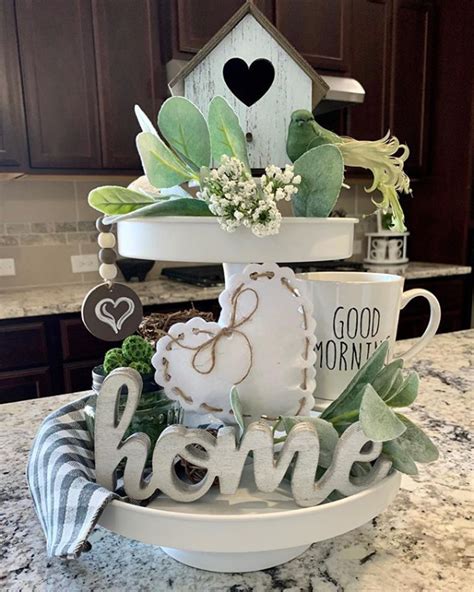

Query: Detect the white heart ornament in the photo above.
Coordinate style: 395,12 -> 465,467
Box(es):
153,263 -> 316,423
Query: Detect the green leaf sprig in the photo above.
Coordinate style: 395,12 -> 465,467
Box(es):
318,341 -> 439,475
88,96 -> 252,220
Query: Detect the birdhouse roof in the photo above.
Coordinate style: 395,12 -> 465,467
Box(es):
168,1 -> 329,108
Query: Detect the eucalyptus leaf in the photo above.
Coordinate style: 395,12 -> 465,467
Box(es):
382,439 -> 418,475
159,185 -> 193,199
282,416 -> 339,467
386,372 -> 419,407
88,186 -> 155,215
158,97 -> 211,170
102,197 -> 212,224
384,370 -> 404,401
321,341 -> 389,420
292,145 -> 344,217
230,386 -> 245,439
359,385 -> 406,442
372,359 -> 404,400
128,175 -> 163,198
208,96 -> 250,169
396,414 -> 439,463
134,104 -> 158,136
136,132 -> 196,188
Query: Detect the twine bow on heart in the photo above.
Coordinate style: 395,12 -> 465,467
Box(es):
166,283 -> 259,385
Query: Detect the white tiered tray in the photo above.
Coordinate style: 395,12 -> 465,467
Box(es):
117,216 -> 358,263
98,467 -> 401,573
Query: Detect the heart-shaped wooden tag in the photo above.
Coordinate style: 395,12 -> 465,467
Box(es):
223,57 -> 275,107
153,263 -> 316,423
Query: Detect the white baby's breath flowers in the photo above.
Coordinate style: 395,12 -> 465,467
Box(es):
198,156 -> 300,237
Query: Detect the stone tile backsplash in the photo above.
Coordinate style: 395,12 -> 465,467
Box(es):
0,176 -> 375,289
1,221 -> 97,247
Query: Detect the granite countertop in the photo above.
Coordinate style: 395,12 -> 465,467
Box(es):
0,261 -> 471,321
1,330 -> 472,591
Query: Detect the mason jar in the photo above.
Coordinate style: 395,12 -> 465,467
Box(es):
85,365 -> 183,455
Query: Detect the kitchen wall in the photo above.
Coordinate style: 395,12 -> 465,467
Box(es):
0,176 -> 376,290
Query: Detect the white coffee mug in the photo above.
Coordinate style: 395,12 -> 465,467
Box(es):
388,239 -> 403,260
371,238 -> 388,261
300,272 -> 441,403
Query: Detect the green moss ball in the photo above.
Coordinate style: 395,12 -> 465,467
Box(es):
103,348 -> 126,374
122,335 -> 154,363
129,361 -> 153,376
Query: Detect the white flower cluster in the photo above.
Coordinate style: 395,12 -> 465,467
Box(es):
197,156 -> 301,237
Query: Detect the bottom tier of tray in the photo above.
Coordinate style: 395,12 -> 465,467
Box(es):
98,466 -> 401,572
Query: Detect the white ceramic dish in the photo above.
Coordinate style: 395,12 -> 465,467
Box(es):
98,467 -> 401,573
117,216 -> 358,263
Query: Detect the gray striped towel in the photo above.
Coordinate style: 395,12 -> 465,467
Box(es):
27,393 -> 116,559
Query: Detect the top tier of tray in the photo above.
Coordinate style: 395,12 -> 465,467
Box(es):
117,216 -> 358,264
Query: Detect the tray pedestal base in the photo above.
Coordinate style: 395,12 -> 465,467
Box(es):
161,544 -> 311,573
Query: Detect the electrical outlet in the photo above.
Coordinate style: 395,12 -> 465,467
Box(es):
71,254 -> 99,273
0,258 -> 15,276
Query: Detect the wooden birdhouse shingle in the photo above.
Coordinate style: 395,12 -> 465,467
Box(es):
169,1 -> 328,168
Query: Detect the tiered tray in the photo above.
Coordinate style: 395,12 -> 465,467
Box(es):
107,214 -> 401,572
117,216 -> 358,263
98,466 -> 401,572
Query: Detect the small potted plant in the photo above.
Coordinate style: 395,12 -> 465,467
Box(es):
86,335 -> 182,449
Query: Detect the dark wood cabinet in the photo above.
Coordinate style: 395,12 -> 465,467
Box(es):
1,0 -> 438,175
348,0 -> 392,140
347,0 -> 434,175
0,0 -> 28,168
15,0 -> 102,169
63,360 -> 101,394
397,276 -> 472,339
0,367 -> 52,403
92,0 -> 167,168
0,321 -> 48,370
5,0 -> 168,172
389,0 -> 433,175
171,0 -> 274,56
174,0 -> 244,54
59,317 -> 119,362
275,0 -> 351,72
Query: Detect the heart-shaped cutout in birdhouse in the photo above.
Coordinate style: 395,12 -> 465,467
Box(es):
153,263 -> 316,424
223,58 -> 275,107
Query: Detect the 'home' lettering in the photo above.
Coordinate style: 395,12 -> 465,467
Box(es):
94,370 -> 392,507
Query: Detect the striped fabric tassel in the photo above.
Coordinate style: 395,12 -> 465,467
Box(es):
27,394 -> 116,559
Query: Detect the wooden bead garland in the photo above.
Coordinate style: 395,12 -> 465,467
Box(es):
81,216 -> 143,341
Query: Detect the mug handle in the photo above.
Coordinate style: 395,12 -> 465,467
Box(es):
394,289 -> 441,362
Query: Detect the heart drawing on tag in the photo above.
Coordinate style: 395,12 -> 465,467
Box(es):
95,297 -> 135,335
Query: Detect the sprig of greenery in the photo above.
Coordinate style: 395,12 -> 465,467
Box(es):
89,97 -> 352,223
231,342 -> 438,476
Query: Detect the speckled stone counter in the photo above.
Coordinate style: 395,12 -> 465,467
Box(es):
1,330 -> 472,591
0,261 -> 471,321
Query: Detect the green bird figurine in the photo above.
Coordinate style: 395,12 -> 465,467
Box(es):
286,109 -> 412,232
286,109 -> 341,163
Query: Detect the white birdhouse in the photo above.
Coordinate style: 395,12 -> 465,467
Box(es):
168,1 -> 328,169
